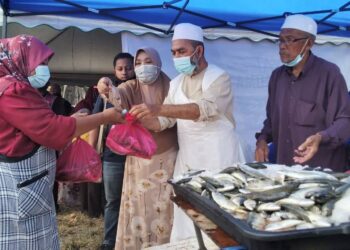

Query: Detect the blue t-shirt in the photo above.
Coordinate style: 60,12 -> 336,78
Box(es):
93,96 -> 126,163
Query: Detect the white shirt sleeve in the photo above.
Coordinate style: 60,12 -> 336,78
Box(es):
158,91 -> 177,131
194,72 -> 234,123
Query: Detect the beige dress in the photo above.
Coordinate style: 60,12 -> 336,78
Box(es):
115,73 -> 178,249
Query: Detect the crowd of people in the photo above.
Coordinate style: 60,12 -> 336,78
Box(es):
0,14 -> 350,250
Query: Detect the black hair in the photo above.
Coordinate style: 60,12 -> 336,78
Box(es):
113,52 -> 134,68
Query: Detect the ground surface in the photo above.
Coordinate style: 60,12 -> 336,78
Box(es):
57,206 -> 104,250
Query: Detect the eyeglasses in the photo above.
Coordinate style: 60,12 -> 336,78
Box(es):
277,37 -> 308,46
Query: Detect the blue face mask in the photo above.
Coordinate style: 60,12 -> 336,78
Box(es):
173,48 -> 198,75
283,54 -> 303,67
283,39 -> 309,67
27,65 -> 50,88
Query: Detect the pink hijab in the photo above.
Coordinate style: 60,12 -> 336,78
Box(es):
0,35 -> 54,94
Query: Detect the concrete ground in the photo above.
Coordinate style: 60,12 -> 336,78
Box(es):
145,236 -> 220,250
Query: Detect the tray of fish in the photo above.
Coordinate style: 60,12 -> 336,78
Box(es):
170,163 -> 350,250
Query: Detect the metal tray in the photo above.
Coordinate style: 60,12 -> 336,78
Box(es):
171,182 -> 350,250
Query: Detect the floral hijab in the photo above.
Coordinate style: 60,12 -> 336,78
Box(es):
0,35 -> 54,94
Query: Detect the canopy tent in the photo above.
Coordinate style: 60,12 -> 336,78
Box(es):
1,0 -> 350,84
1,1 -> 350,160
2,0 -> 350,42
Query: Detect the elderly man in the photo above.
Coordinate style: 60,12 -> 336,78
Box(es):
130,23 -> 245,240
255,14 -> 350,171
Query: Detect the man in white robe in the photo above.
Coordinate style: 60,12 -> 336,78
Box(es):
130,23 -> 246,241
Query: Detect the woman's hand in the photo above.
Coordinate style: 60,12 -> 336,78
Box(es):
96,77 -> 113,100
102,107 -> 123,124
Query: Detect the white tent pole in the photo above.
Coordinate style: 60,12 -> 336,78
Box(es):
2,13 -> 7,38
1,0 -> 8,38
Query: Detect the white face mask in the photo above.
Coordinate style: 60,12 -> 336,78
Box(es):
135,64 -> 160,84
27,65 -> 50,88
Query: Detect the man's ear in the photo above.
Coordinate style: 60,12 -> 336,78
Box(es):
307,37 -> 315,49
197,45 -> 204,58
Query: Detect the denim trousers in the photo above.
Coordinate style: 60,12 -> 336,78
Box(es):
102,161 -> 125,246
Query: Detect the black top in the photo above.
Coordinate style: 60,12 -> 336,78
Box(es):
93,96 -> 126,163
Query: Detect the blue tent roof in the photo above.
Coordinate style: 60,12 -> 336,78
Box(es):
1,0 -> 350,37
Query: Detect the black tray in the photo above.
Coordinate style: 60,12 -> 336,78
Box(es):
171,182 -> 350,250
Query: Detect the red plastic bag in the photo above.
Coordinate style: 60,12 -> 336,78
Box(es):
56,137 -> 102,183
106,113 -> 157,159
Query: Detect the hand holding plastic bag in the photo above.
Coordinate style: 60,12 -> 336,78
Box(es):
106,113 -> 157,159
56,137 -> 102,183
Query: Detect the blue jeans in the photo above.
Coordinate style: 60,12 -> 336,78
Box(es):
102,161 -> 125,246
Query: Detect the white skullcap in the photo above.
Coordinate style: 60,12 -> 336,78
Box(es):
281,14 -> 317,36
172,23 -> 203,42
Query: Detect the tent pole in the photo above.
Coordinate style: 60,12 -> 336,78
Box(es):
2,14 -> 7,38
1,0 -> 8,38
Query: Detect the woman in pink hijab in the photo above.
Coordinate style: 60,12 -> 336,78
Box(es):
0,35 -> 121,249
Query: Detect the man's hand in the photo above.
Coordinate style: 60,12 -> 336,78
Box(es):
255,139 -> 269,162
293,133 -> 322,164
129,103 -> 161,120
96,77 -> 113,101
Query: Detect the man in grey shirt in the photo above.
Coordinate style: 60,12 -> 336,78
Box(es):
255,14 -> 350,171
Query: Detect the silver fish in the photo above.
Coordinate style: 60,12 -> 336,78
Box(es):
305,187 -> 335,204
211,191 -> 240,213
277,197 -> 315,208
214,173 -> 239,184
231,171 -> 248,186
244,182 -> 299,202
243,199 -> 257,211
321,198 -> 337,217
200,176 -> 224,188
281,204 -> 311,222
265,219 -> 304,232
309,205 -> 322,215
231,196 -> 245,207
257,202 -> 281,212
291,187 -> 327,199
307,212 -> 331,227
246,181 -> 283,192
270,211 -> 298,220
239,164 -> 270,179
279,169 -> 338,182
296,222 -> 315,230
247,212 -> 266,230
184,180 -> 203,194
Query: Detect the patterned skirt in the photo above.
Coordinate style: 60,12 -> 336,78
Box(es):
115,147 -> 177,250
0,147 -> 59,250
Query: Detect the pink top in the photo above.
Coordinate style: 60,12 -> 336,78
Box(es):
0,35 -> 75,157
0,81 -> 76,157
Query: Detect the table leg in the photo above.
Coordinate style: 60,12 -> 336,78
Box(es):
193,222 -> 207,250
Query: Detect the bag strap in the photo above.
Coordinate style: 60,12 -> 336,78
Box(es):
96,99 -> 107,155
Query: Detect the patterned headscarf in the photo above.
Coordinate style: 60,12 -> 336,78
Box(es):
0,35 -> 54,92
